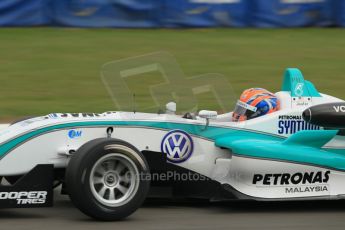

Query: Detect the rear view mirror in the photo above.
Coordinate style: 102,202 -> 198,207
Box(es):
198,110 -> 218,130
198,110 -> 218,119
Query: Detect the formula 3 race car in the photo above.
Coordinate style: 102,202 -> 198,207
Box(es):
0,68 -> 345,220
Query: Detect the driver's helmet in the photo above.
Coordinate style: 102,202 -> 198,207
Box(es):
232,88 -> 280,122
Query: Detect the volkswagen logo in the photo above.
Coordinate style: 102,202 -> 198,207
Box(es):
161,130 -> 194,163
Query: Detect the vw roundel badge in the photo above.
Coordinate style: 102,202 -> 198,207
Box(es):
161,130 -> 194,163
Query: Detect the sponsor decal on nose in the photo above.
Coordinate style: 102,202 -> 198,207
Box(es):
68,130 -> 82,139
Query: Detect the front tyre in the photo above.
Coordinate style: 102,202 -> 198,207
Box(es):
65,138 -> 150,221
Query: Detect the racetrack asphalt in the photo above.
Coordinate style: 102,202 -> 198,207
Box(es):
1,189 -> 345,230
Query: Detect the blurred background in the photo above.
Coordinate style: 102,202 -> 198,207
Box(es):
0,0 -> 345,120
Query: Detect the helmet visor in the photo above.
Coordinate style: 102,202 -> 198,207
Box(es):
232,100 -> 257,122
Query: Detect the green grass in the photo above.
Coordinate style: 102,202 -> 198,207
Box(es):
0,28 -> 345,120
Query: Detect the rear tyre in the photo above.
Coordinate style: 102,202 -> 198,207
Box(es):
65,138 -> 150,221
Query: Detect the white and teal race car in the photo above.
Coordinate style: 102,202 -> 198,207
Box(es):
0,68 -> 344,220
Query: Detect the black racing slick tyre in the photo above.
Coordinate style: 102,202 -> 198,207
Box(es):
65,138 -> 150,221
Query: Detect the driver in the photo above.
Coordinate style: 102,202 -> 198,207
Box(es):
232,88 -> 280,122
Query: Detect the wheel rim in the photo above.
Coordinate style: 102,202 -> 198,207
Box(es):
90,153 -> 140,207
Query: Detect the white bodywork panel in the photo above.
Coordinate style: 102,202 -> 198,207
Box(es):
222,156 -> 345,199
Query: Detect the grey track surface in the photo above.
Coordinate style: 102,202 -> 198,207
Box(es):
1,191 -> 345,230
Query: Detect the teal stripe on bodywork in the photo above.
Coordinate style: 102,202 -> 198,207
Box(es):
216,130 -> 345,171
283,130 -> 338,148
2,121 -> 345,171
0,121 -> 281,157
